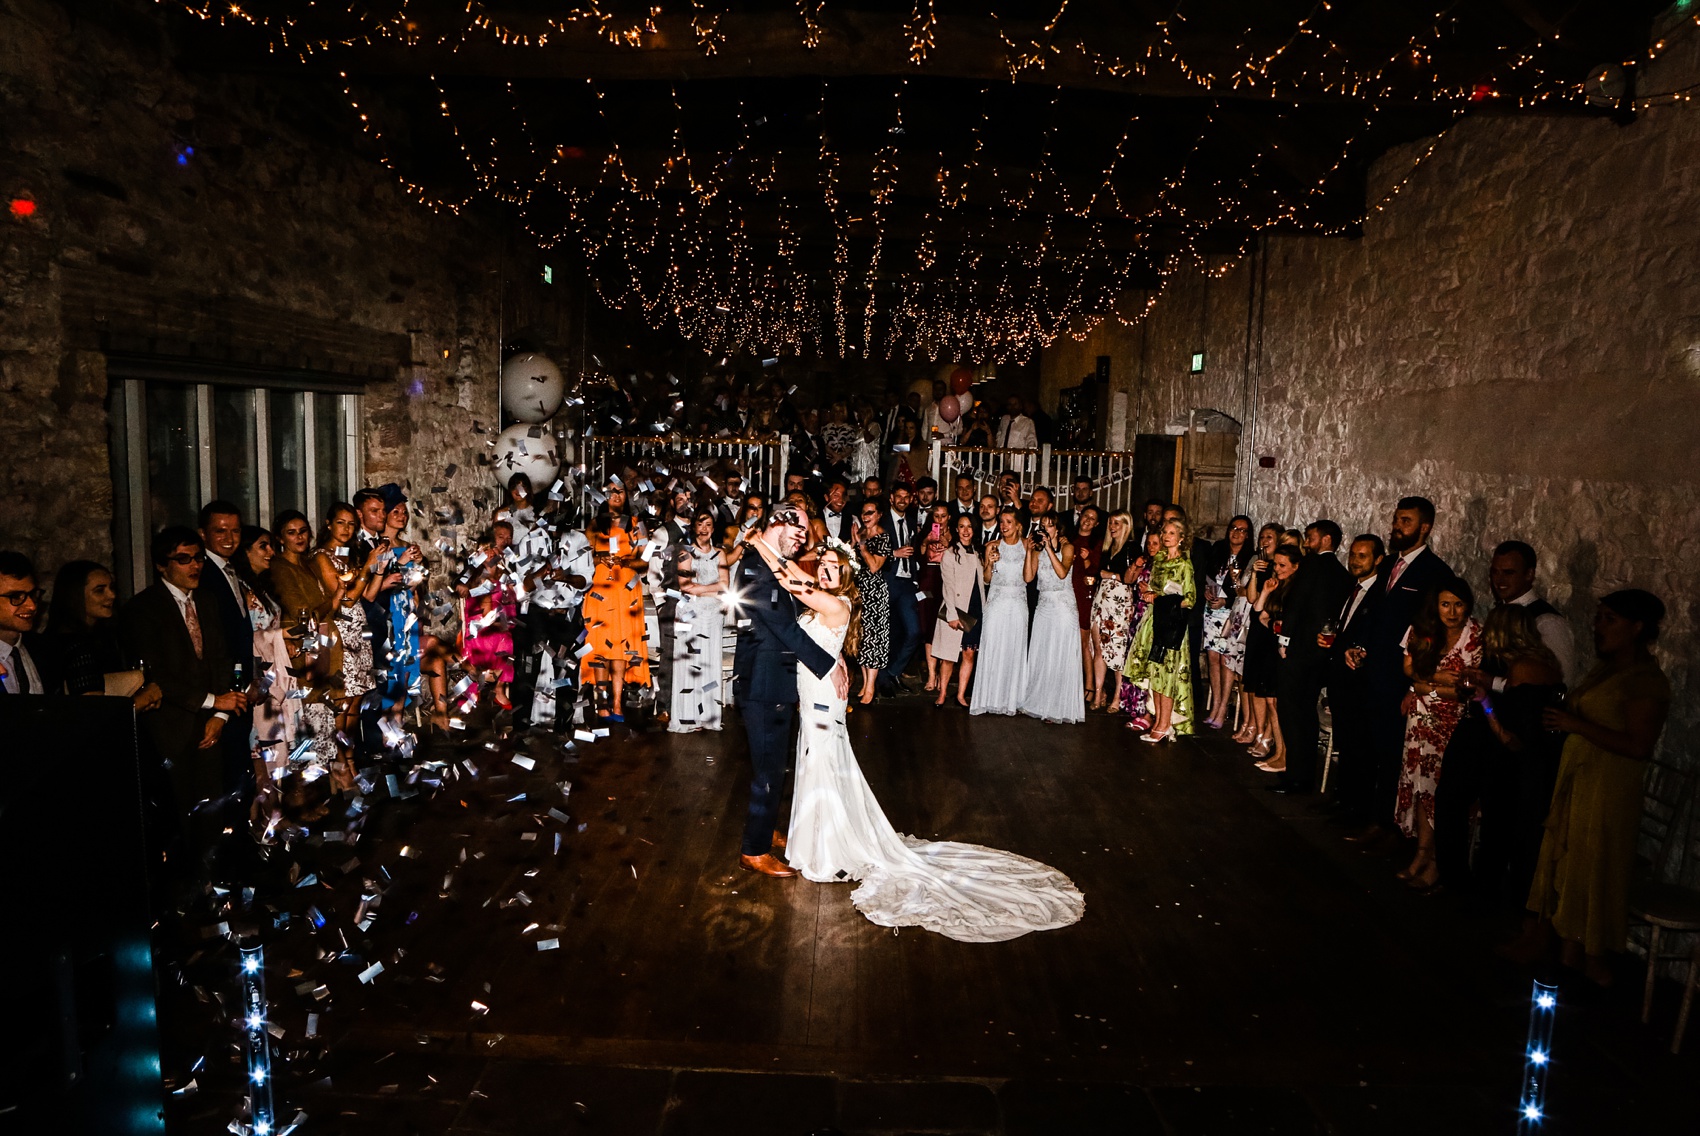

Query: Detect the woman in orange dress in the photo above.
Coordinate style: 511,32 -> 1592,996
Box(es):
580,498 -> 651,721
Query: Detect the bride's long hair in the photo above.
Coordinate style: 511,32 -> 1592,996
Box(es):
814,545 -> 863,660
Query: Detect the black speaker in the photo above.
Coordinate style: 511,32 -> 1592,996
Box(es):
0,696 -> 164,1134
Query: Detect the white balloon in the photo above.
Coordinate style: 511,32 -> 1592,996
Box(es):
493,423 -> 562,490
501,352 -> 565,423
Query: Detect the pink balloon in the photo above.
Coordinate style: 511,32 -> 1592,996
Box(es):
938,394 -> 961,423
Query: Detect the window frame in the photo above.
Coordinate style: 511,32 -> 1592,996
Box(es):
108,357 -> 364,595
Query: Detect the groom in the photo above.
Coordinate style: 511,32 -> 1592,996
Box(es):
731,507 -> 848,877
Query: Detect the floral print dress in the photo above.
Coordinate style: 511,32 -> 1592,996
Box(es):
1395,618 -> 1483,837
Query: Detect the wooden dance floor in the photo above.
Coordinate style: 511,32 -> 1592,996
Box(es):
166,700 -> 1698,1135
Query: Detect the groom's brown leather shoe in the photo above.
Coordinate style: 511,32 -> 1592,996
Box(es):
771,831 -> 787,850
739,853 -> 797,878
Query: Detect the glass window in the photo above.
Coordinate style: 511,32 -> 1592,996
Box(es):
314,391 -> 349,522
269,389 -> 306,520
212,387 -> 258,520
145,382 -> 199,529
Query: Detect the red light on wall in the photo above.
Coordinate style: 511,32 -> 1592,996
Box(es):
8,198 -> 36,218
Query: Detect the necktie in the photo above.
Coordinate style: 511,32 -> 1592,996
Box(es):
184,595 -> 205,659
1387,555 -> 1407,591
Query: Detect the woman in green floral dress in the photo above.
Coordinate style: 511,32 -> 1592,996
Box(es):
1122,518 -> 1197,741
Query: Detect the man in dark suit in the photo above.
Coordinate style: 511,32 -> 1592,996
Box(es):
196,500 -> 255,796
1348,496 -> 1452,848
731,508 -> 846,877
946,475 -> 978,525
820,478 -> 855,542
119,526 -> 245,861
975,496 -> 1000,551
878,484 -> 921,693
1271,521 -> 1355,794
0,551 -> 53,695
1322,534 -> 1385,821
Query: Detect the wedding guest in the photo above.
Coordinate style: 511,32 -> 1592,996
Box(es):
1351,496 -> 1452,853
461,521 -> 519,708
1117,529 -> 1162,728
1434,605 -> 1564,906
879,484 -> 921,694
1019,514 -> 1083,724
886,418 -> 928,488
918,503 -> 958,693
958,402 -> 993,448
310,503 -> 375,762
821,478 -> 854,541
976,495 -> 1000,549
1326,535 -> 1385,830
931,514 -> 985,708
913,476 -> 939,513
1124,517 -> 1196,741
671,511 -> 730,732
1486,540 -> 1577,685
947,475 -> 978,523
198,500 -> 255,793
118,528 -> 244,853
235,524 -> 324,783
851,410 -> 883,484
1235,524 -> 1283,752
1063,477 -> 1095,532
821,403 -> 860,482
851,500 -> 892,705
969,507 -> 1032,716
1202,516 -> 1253,729
268,510 -> 339,671
1088,511 -> 1137,712
1138,498 -> 1166,546
47,560 -> 160,709
1514,590 -> 1670,986
0,551 -> 50,695
581,493 -> 651,721
1271,521 -> 1354,794
996,397 -> 1037,449
1070,506 -> 1102,702
1393,578 -> 1482,893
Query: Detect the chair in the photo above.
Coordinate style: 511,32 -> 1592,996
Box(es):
1629,763 -> 1699,1054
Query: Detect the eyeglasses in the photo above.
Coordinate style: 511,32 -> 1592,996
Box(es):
0,587 -> 43,607
166,552 -> 206,565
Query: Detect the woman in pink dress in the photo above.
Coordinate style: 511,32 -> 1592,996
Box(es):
1395,577 -> 1483,892
461,520 -> 518,707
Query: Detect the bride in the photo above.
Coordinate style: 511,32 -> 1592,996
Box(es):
747,538 -> 1085,943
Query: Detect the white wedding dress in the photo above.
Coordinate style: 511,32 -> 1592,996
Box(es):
968,537 -> 1030,716
1018,552 -> 1085,723
786,599 -> 1085,942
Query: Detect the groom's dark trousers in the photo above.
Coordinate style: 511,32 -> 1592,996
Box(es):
732,544 -> 838,858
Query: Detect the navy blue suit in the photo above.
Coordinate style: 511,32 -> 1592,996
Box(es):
732,545 -> 838,856
1326,579 -> 1383,821
197,557 -> 255,794
879,507 -> 921,686
1362,545 -> 1452,824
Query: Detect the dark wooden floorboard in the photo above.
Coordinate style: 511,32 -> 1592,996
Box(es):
160,698 -> 1700,1134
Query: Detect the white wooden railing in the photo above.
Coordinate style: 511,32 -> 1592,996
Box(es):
931,442 -> 1141,515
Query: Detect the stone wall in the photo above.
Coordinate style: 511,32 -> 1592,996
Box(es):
1040,34 -> 1700,764
0,0 -> 547,591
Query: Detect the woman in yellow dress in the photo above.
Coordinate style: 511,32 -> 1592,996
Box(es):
580,486 -> 651,721
1512,589 -> 1670,987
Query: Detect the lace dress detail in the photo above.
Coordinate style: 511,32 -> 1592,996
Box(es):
787,599 -> 1085,942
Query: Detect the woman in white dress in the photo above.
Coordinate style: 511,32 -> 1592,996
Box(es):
745,539 -> 1085,943
670,510 -> 729,733
1019,514 -> 1084,723
969,507 -> 1033,716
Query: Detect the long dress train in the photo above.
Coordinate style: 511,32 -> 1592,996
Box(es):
786,599 -> 1085,943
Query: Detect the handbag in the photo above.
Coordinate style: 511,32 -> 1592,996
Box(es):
1222,597 -> 1251,644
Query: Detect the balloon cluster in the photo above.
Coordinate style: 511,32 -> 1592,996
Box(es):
494,353 -> 569,491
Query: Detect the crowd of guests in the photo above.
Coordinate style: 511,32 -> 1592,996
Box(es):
0,405 -> 1674,991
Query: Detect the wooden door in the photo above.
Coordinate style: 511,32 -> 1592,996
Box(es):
1179,431 -> 1238,542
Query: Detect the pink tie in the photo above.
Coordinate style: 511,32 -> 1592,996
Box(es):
184,596 -> 205,659
1387,557 -> 1407,592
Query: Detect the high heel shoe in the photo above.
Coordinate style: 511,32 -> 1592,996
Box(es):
1255,756 -> 1286,772
1246,736 -> 1272,758
1140,728 -> 1172,743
